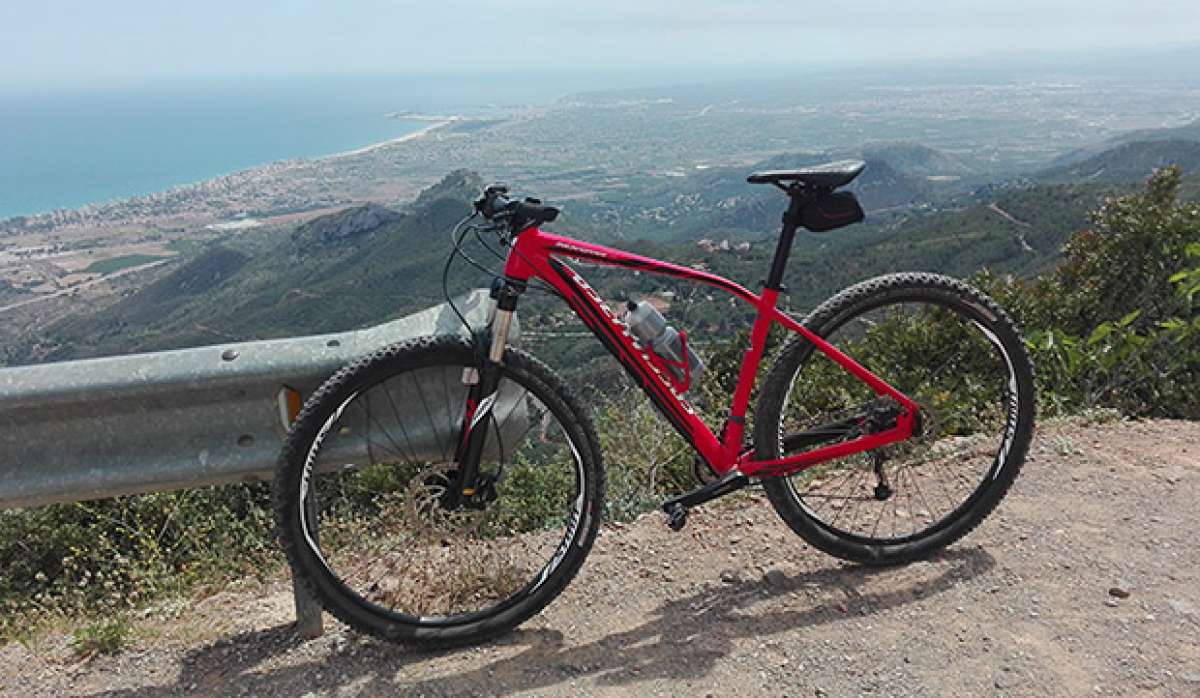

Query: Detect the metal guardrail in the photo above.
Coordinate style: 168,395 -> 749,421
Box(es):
0,289 -> 517,637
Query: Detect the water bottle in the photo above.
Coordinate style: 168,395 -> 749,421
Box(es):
624,300 -> 704,389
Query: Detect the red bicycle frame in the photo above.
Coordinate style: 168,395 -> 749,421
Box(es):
498,225 -> 919,479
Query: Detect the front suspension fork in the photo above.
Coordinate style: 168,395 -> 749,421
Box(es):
450,283 -> 520,505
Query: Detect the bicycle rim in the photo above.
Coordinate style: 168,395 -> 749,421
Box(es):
775,295 -> 1020,545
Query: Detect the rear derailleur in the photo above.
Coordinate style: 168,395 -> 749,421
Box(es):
863,401 -> 901,502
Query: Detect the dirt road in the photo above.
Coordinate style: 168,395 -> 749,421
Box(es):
3,418 -> 1198,697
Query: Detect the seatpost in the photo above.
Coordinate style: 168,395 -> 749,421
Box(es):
765,187 -> 811,291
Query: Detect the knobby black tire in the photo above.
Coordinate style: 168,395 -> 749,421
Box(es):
273,335 -> 604,647
753,273 -> 1035,565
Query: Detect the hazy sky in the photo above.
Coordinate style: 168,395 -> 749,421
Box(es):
4,1 -> 1200,88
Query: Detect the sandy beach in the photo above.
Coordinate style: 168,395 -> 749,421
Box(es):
331,119 -> 454,159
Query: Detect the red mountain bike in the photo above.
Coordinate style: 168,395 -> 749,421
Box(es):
274,161 -> 1035,647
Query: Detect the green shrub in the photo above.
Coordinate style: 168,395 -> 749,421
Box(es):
72,615 -> 133,657
1049,167 -> 1199,335
593,386 -> 695,521
980,167 -> 1200,418
0,484 -> 279,641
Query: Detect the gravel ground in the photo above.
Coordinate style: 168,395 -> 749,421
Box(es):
3,418 -> 1198,697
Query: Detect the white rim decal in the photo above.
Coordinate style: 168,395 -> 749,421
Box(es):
972,320 -> 1020,480
300,390 -> 359,570
531,428 -> 587,591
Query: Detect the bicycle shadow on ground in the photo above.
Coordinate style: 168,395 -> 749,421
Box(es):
85,547 -> 993,697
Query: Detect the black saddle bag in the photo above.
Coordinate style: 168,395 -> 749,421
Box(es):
800,191 -> 864,232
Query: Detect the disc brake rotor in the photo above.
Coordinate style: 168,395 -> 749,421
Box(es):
404,463 -> 486,541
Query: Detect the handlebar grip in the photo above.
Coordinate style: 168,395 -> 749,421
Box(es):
513,200 -> 558,225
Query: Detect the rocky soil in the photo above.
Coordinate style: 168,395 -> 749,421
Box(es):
3,418 -> 1198,697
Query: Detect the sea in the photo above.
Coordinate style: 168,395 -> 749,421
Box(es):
0,75 -> 572,220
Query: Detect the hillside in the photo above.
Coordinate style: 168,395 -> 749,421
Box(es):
1037,139 -> 1200,183
26,172 -> 484,361
19,130 -> 1200,368
1050,118 -> 1200,167
11,119 -> 1200,368
13,160 -> 1126,367
569,142 -> 974,242
93,246 -> 251,330
854,142 -> 978,177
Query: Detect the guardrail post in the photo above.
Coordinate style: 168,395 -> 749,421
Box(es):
292,576 -> 324,639
293,493 -> 324,638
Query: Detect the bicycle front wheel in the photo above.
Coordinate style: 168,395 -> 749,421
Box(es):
753,273 -> 1034,565
273,335 -> 603,647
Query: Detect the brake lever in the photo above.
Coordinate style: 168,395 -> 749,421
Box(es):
475,183 -> 510,216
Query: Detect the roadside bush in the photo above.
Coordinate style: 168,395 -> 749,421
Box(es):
980,167 -> 1200,418
0,484 -> 279,641
71,615 -> 133,658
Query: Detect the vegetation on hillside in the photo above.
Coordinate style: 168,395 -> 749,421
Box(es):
14,131 -> 1197,368
985,166 -> 1200,418
1037,139 -> 1200,184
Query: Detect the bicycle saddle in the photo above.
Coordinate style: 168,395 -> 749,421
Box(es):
746,160 -> 865,189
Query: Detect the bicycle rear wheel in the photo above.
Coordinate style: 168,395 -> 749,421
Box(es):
273,335 -> 603,647
753,273 -> 1034,565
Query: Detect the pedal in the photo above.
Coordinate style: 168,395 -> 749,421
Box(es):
665,503 -> 688,532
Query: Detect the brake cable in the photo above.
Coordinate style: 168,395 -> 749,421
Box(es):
442,213 -> 486,341
441,203 -> 566,348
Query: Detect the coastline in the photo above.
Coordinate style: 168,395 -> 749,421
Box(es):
0,117 -> 455,228
330,119 -> 452,158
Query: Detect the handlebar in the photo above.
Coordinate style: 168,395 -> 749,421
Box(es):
474,184 -> 559,232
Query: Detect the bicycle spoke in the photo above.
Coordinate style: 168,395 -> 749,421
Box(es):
828,465 -> 869,529
381,379 -> 422,463
410,371 -> 449,462
353,395 -> 411,463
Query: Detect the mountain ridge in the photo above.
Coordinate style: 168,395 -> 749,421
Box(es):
1037,139 -> 1200,183
1049,118 -> 1200,168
